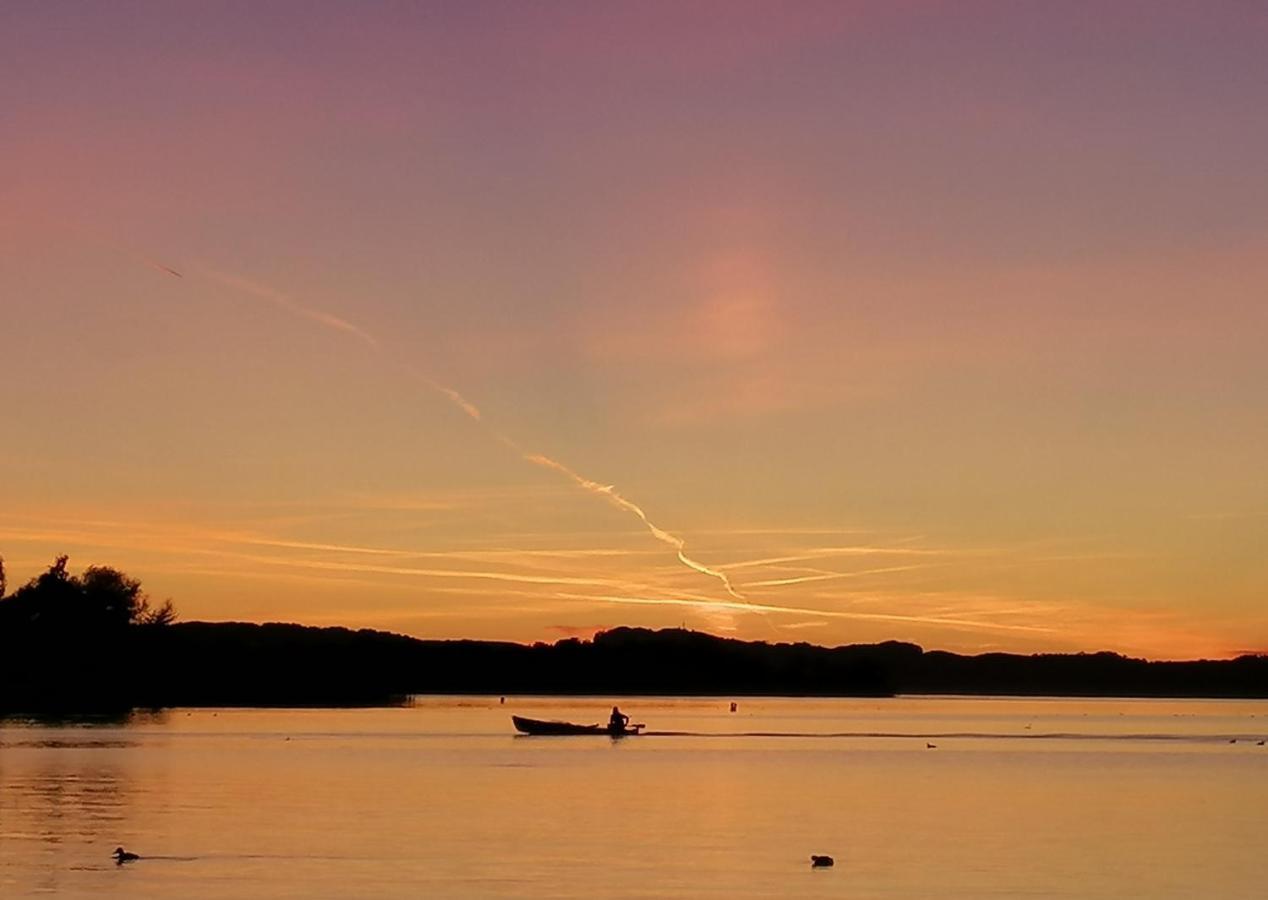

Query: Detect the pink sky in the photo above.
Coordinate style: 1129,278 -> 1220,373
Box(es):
3,2 -> 1267,658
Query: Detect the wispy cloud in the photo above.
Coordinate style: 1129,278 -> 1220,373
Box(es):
742,563 -> 934,588
201,267 -> 381,351
718,546 -> 954,571
188,264 -> 748,605
553,592 -> 1058,635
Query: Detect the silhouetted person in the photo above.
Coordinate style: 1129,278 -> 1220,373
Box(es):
608,706 -> 629,733
113,847 -> 140,864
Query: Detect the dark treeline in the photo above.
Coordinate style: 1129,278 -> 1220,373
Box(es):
2,558 -> 1267,712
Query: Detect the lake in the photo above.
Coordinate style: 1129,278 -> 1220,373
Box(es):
2,696 -> 1266,898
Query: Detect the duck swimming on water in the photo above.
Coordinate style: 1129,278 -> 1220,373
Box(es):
113,847 -> 140,864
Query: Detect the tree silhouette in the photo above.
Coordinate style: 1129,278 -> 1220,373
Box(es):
0,555 -> 179,712
0,555 -> 175,632
80,565 -> 178,627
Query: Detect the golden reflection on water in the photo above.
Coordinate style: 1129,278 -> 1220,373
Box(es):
1,697 -> 1267,898
1,738 -> 137,894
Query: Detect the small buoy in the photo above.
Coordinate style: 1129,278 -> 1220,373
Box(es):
810,855 -> 834,868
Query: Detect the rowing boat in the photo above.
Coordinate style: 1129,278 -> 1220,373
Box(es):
511,715 -> 643,736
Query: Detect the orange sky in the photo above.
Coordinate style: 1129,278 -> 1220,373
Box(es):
3,3 -> 1266,658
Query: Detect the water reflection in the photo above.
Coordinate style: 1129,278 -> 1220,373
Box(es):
1,699 -> 1266,898
1,709 -> 168,728
0,719 -> 145,894
2,739 -> 137,749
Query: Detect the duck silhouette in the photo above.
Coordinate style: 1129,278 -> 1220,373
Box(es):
810,854 -> 834,868
113,847 -> 140,864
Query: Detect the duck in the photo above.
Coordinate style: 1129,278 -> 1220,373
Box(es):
113,847 -> 140,864
810,855 -> 834,868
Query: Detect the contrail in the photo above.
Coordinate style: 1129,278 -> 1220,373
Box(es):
116,240 -> 185,279
73,226 -> 184,278
202,269 -> 381,351
742,563 -> 933,589
233,552 -> 640,590
718,547 -> 951,571
433,384 -> 482,421
519,453 -> 744,600
553,592 -> 1057,634
184,263 -> 746,605
147,260 -> 184,278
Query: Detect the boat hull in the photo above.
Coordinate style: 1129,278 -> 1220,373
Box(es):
512,715 -> 640,736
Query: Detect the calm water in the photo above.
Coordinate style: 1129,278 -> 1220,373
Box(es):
2,696 -> 1267,898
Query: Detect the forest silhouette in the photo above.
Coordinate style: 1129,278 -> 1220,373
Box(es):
1,556 -> 1266,713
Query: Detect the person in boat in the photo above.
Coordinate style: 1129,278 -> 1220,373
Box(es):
608,706 -> 629,733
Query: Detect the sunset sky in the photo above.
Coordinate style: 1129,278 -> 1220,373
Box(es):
3,2 -> 1266,658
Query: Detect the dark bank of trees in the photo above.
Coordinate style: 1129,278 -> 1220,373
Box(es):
38,621 -> 897,709
3,556 -> 1268,713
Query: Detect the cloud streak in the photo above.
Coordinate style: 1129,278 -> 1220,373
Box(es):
743,563 -> 934,588
201,267 -> 382,351
188,263 -> 746,606
553,592 -> 1057,635
521,453 -> 744,601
